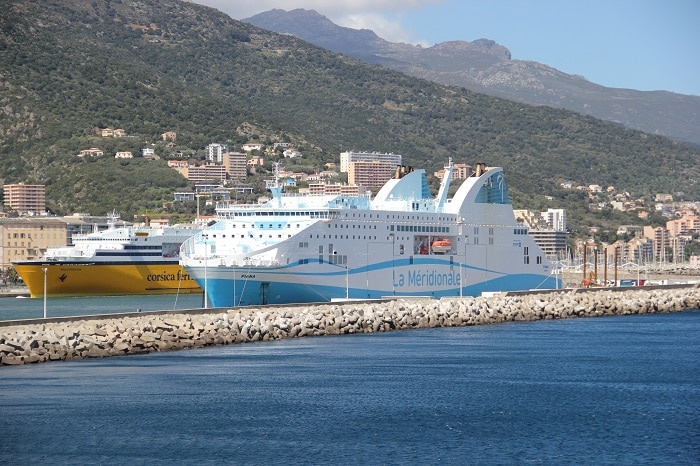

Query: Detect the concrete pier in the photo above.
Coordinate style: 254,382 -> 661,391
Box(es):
2,285 -> 699,366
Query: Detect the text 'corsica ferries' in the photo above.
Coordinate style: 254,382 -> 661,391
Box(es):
14,215 -> 201,298
180,161 -> 560,307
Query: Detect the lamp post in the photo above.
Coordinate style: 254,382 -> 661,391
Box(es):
202,233 -> 209,309
42,267 -> 47,319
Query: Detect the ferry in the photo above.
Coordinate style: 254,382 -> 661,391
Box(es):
180,160 -> 559,307
13,218 -> 201,298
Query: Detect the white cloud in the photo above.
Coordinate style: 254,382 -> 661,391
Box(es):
191,0 -> 442,44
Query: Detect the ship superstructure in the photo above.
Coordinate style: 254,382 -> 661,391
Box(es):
180,161 -> 559,307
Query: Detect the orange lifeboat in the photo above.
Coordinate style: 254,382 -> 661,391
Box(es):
431,238 -> 451,254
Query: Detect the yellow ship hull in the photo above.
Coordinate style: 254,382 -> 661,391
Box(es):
13,261 -> 202,298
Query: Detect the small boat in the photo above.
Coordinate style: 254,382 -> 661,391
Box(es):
431,238 -> 452,254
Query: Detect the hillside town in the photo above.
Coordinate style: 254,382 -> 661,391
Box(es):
2,133 -> 699,285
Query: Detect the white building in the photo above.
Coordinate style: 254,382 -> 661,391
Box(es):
141,148 -> 156,159
339,151 -> 402,173
206,143 -> 229,163
242,143 -> 264,152
541,209 -> 567,232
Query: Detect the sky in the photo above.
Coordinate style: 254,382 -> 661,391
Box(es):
192,0 -> 700,96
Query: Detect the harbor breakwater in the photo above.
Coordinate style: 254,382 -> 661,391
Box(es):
2,285 -> 699,366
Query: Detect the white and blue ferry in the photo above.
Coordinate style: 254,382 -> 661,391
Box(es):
180,160 -> 559,307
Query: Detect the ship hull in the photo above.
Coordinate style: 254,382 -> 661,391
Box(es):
187,256 -> 558,307
13,261 -> 201,298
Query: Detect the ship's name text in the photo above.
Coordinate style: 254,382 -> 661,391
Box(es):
396,269 -> 461,288
147,270 -> 192,282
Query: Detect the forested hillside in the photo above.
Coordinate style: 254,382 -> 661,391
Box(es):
1,0 -> 698,234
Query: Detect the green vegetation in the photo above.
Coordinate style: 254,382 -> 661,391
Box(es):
1,0 -> 698,236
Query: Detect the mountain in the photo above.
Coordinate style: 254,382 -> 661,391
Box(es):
244,9 -> 700,147
1,0 -> 699,235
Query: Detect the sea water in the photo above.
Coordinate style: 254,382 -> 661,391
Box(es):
0,293 -> 204,321
0,308 -> 698,464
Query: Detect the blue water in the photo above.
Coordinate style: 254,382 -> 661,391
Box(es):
1,309 -> 699,464
0,293 -> 204,321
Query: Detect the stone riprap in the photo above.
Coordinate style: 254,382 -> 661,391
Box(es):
2,286 -> 699,366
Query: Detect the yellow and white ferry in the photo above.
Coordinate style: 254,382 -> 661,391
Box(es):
13,220 -> 201,298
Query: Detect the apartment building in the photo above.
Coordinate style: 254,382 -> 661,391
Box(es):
666,216 -> 700,237
348,161 -> 395,190
206,143 -> 229,163
643,226 -> 670,261
3,183 -> 46,215
434,163 -> 473,180
308,183 -> 362,196
183,165 -> 227,184
340,151 -> 402,173
0,218 -> 67,268
222,152 -> 247,179
527,230 -> 567,260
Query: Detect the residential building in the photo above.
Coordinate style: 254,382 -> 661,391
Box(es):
340,151 -> 402,173
78,148 -> 103,157
3,183 -> 46,215
434,163 -> 473,180
627,237 -> 654,262
182,165 -> 227,184
513,210 -> 549,230
206,143 -> 229,163
0,217 -> 67,268
667,216 -> 700,236
162,131 -> 177,142
222,152 -> 247,179
347,161 -> 395,190
283,148 -> 302,158
174,191 -> 196,202
643,226 -> 670,261
242,143 -> 264,152
141,148 -> 156,159
528,230 -> 567,260
616,225 -> 644,237
308,183 -> 362,196
115,151 -> 133,159
541,209 -> 567,232
247,156 -> 265,167
167,160 -> 189,168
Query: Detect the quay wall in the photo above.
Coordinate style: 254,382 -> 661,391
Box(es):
2,285 -> 699,366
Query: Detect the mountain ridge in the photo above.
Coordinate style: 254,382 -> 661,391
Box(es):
244,8 -> 700,147
0,0 -> 698,233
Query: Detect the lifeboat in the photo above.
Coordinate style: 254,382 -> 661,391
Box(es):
431,238 -> 451,254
